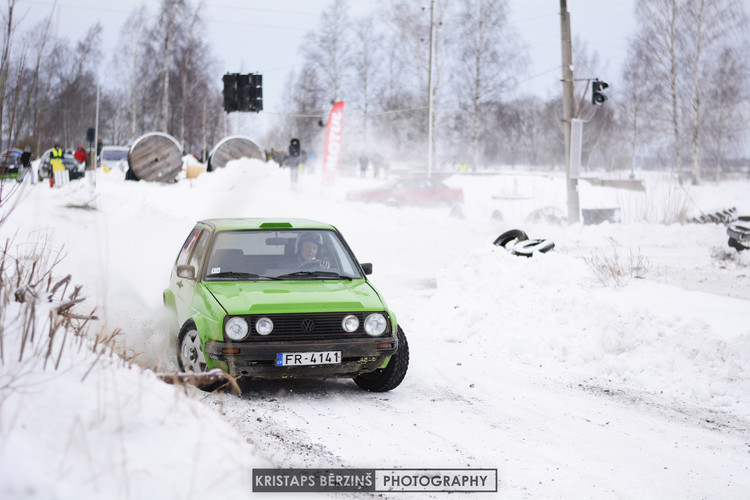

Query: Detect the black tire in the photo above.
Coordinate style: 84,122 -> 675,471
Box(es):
726,223 -> 750,242
728,237 -> 749,252
177,321 -> 208,373
125,168 -> 139,181
493,229 -> 529,247
176,321 -> 226,391
354,326 -> 409,392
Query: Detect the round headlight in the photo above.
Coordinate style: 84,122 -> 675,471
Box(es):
364,313 -> 387,337
342,314 -> 360,333
255,317 -> 274,336
225,317 -> 249,341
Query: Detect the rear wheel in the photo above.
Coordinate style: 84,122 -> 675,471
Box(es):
354,326 -> 409,392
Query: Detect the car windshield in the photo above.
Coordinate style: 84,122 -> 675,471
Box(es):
204,229 -> 363,281
62,154 -> 79,165
102,149 -> 128,161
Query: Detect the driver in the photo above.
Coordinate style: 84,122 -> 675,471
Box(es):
294,232 -> 329,268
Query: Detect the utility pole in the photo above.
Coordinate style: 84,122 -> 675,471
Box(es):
426,0 -> 436,178
560,0 -> 579,224
90,81 -> 99,187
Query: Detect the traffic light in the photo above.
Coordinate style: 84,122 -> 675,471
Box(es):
223,73 -> 238,112
592,79 -> 609,105
223,73 -> 263,112
289,138 -> 300,157
250,74 -> 263,112
237,74 -> 251,111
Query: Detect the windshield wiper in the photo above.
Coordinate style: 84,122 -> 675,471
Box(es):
274,270 -> 354,280
206,271 -> 280,280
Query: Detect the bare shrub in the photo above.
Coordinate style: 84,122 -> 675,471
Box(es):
617,173 -> 693,224
0,236 -> 121,399
582,244 -> 649,287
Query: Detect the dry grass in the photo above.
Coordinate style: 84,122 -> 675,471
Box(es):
0,236 -> 123,398
582,244 -> 649,287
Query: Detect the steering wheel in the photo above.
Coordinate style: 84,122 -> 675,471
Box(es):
299,260 -> 322,269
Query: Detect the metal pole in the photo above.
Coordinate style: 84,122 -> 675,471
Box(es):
426,0 -> 436,178
560,0 -> 579,224
90,81 -> 99,187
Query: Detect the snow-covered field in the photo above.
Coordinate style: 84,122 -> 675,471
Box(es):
1,159 -> 749,499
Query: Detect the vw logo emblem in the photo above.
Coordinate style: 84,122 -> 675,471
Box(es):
301,319 -> 315,331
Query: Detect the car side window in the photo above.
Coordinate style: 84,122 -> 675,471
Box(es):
188,230 -> 210,274
176,227 -> 202,266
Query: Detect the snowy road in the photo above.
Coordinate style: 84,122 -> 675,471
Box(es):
207,359 -> 749,498
4,161 -> 749,498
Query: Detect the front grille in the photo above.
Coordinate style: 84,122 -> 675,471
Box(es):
229,312 -> 390,341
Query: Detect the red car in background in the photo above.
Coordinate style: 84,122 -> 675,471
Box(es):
347,177 -> 464,207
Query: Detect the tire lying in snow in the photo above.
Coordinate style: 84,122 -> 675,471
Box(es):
728,237 -> 749,252
511,238 -> 556,257
354,326 -> 409,392
726,222 -> 750,243
493,229 -> 555,257
493,229 -> 529,248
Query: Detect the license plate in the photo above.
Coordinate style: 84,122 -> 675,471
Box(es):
275,351 -> 342,367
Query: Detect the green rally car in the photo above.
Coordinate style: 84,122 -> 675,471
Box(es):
163,218 -> 409,392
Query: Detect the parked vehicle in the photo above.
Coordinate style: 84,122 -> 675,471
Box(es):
0,149 -> 23,181
163,218 -> 409,392
37,149 -> 86,182
346,177 -> 464,207
99,145 -> 129,173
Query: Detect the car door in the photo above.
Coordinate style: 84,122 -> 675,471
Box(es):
171,226 -> 211,324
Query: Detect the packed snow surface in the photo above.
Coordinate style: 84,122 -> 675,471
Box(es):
1,159 -> 749,499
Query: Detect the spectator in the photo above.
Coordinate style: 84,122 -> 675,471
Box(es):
20,146 -> 34,184
74,145 -> 87,165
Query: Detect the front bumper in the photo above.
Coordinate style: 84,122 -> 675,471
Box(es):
205,336 -> 398,379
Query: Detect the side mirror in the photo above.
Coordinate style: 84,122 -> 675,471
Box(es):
176,264 -> 196,280
361,263 -> 373,275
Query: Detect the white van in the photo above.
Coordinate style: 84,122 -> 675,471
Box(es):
99,146 -> 129,173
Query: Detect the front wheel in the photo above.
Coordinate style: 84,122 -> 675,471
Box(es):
354,326 -> 409,392
177,322 -> 208,373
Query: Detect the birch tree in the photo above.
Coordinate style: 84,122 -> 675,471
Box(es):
454,0 -> 525,169
349,15 -> 381,152
635,0 -> 686,180
619,38 -> 653,176
302,0 -> 350,104
683,0 -> 747,184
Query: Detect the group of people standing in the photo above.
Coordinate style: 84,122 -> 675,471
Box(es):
11,143 -> 89,187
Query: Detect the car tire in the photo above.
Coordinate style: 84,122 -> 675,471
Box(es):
511,238 -> 555,257
493,229 -> 529,247
176,321 -> 227,391
177,321 -> 208,373
728,237 -> 749,252
353,326 -> 409,392
727,223 -> 750,242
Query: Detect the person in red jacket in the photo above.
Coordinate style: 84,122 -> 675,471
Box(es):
74,145 -> 87,165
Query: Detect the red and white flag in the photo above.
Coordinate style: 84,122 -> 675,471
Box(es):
322,101 -> 344,185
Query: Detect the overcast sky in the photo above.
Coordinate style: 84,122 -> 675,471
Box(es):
13,0 -> 641,108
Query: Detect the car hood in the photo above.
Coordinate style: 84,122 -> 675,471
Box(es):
203,279 -> 386,315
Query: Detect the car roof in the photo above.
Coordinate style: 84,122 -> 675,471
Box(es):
198,218 -> 335,232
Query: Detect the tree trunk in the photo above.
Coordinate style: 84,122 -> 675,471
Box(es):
690,0 -> 706,185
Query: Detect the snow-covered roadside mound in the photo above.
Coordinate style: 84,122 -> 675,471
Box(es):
402,243 -> 750,420
0,255 -> 266,499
